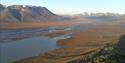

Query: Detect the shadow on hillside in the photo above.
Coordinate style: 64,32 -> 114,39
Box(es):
113,34 -> 125,63
68,34 -> 125,63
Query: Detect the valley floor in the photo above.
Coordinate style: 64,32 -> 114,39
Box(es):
15,18 -> 125,63
0,18 -> 90,29
0,17 -> 125,63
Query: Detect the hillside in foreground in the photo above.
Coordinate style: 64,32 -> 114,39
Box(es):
68,34 -> 125,63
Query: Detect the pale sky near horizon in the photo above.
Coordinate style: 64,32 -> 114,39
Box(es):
1,0 -> 125,15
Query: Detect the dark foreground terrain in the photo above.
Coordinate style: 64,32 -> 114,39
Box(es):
68,34 -> 125,63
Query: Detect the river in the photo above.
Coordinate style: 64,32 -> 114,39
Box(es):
0,33 -> 72,63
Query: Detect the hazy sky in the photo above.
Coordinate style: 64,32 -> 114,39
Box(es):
1,0 -> 125,14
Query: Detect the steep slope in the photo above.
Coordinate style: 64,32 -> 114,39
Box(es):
68,34 -> 125,63
0,4 -> 63,22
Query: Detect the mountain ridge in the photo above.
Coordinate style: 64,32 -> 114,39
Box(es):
0,4 -> 63,22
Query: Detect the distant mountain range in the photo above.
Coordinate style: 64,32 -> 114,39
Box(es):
0,4 -> 65,23
0,4 -> 124,23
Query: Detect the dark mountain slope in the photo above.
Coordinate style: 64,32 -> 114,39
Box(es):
0,4 -> 63,22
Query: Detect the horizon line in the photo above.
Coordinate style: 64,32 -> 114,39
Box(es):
1,4 -> 125,15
